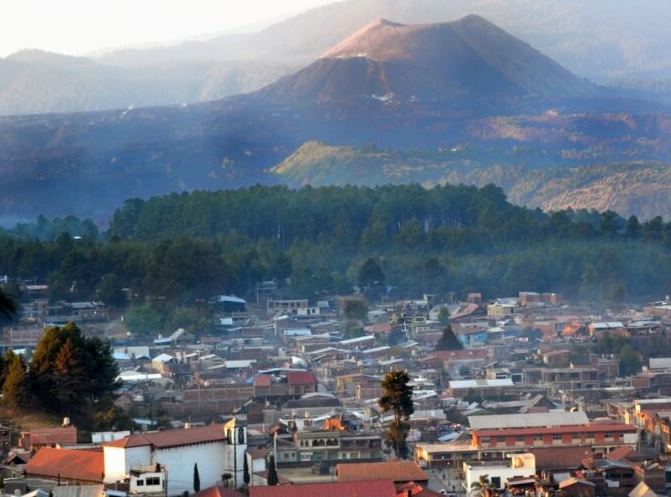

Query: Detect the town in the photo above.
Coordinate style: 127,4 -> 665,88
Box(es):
2,286 -> 671,497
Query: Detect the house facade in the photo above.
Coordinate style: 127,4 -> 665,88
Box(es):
103,422 -> 247,496
468,412 -> 637,457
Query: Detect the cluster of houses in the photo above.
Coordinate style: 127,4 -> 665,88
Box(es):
4,291 -> 671,497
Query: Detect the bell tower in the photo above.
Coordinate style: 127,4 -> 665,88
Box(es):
222,416 -> 247,489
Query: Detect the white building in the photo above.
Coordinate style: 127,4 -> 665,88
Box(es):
103,420 -> 247,496
464,453 -> 536,495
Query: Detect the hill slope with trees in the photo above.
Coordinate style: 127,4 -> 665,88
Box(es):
2,184 -> 671,333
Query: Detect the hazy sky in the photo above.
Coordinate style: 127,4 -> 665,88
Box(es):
0,0 -> 337,58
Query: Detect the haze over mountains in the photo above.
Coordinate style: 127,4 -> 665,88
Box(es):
1,5 -> 671,226
1,0 -> 670,116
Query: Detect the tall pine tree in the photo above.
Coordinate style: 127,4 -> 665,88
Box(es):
379,370 -> 414,459
267,455 -> 278,486
2,351 -> 28,411
193,463 -> 200,493
243,455 -> 250,486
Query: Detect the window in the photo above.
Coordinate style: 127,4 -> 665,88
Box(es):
480,436 -> 490,445
534,434 -> 543,441
572,433 -> 581,441
136,481 -> 144,487
146,477 -> 160,486
552,433 -> 562,441
491,477 -> 501,488
515,435 -> 524,442
497,436 -> 506,443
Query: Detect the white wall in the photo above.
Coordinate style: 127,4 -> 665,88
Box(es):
156,442 -> 228,496
130,471 -> 165,494
465,454 -> 536,493
104,445 -> 152,481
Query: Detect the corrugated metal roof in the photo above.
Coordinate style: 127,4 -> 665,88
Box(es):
52,485 -> 104,497
474,422 -> 634,438
559,478 -> 595,489
449,379 -> 513,389
469,411 -> 589,430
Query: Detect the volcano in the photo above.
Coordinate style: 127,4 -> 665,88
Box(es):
257,15 -> 597,110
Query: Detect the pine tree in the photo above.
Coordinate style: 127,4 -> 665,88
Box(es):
267,455 -> 279,486
0,289 -> 16,321
193,463 -> 200,493
379,369 -> 414,459
53,338 -> 86,417
435,324 -> 463,351
2,351 -> 28,411
243,454 -> 250,486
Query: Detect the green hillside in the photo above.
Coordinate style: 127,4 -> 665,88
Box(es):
270,141 -> 671,220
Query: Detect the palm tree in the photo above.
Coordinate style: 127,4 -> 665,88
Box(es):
221,473 -> 233,489
469,475 -> 492,497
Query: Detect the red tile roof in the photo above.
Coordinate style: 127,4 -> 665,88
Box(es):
104,423 -> 226,450
26,426 -> 77,446
26,447 -> 103,482
287,370 -> 317,385
193,485 -> 244,497
396,482 -> 444,497
606,446 -> 642,461
530,447 -> 593,470
253,375 -> 272,387
250,480 -> 397,497
337,461 -> 427,483
365,323 -> 393,334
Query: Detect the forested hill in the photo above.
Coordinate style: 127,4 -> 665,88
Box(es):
108,183 -> 527,243
4,184 -> 671,315
106,184 -> 662,246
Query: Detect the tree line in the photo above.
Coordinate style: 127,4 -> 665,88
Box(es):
2,184 -> 671,334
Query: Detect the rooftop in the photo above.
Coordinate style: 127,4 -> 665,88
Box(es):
249,480 -> 397,497
336,460 -> 427,483
26,447 -> 103,482
469,411 -> 588,431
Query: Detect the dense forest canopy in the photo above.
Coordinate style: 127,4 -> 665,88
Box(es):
2,184 -> 671,329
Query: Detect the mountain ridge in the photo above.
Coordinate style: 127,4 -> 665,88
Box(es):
1,0 -> 670,116
0,15 -> 668,226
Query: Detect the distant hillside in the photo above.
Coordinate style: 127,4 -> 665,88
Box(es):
99,0 -> 671,83
270,140 -> 671,221
0,50 -> 295,115
1,0 -> 670,115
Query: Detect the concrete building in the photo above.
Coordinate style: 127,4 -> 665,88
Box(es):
103,421 -> 247,496
468,412 -> 638,457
